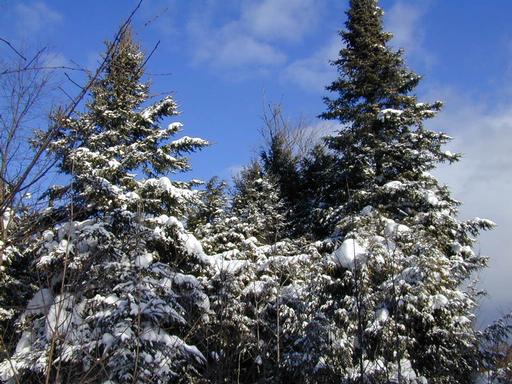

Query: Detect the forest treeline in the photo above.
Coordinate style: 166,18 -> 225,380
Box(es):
0,0 -> 511,383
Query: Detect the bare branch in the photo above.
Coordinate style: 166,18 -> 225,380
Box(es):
143,6 -> 169,27
138,40 -> 161,75
0,37 -> 26,61
22,46 -> 47,71
58,86 -> 75,103
1,65 -> 88,76
146,71 -> 173,77
64,72 -> 84,89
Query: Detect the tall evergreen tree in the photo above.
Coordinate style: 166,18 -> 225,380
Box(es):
312,0 -> 494,382
0,29 -> 210,383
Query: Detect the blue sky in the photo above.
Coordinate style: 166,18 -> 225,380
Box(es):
1,0 -> 511,325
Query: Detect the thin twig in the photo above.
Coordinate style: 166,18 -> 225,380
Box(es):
138,40 -> 160,75
146,72 -> 173,77
23,47 -> 47,71
64,72 -> 83,89
1,65 -> 88,76
58,86 -> 75,103
144,7 -> 168,27
0,37 -> 26,61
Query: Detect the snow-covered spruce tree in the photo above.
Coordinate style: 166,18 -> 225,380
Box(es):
310,0 -> 495,382
232,161 -> 287,245
197,161 -> 287,255
188,176 -> 229,235
189,158 -> 318,382
198,221 -> 322,383
0,29 -> 210,383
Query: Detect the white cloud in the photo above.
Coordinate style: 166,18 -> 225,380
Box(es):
385,1 -> 435,67
218,35 -> 286,67
283,37 -> 340,92
242,0 -> 318,43
41,51 -> 70,68
188,21 -> 285,71
14,2 -> 63,35
426,88 -> 512,325
190,20 -> 286,69
187,0 -> 320,71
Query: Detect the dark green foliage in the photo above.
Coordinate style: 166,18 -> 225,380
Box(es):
321,0 -> 420,124
261,130 -> 300,210
296,143 -> 340,238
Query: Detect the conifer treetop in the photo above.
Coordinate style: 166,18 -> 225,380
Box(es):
49,28 -> 208,215
321,0 -> 424,125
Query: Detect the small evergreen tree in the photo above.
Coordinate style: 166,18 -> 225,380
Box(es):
194,157 -> 312,383
200,222 -> 320,384
232,161 -> 287,245
197,161 -> 287,255
188,176 -> 229,233
478,312 -> 512,383
259,107 -> 301,215
311,0 -> 495,382
0,29 -> 210,383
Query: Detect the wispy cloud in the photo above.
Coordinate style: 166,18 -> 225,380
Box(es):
283,37 -> 340,92
189,20 -> 286,70
187,0 -> 321,72
242,0 -> 319,43
385,1 -> 435,68
14,2 -> 63,35
225,164 -> 244,179
41,51 -> 70,68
